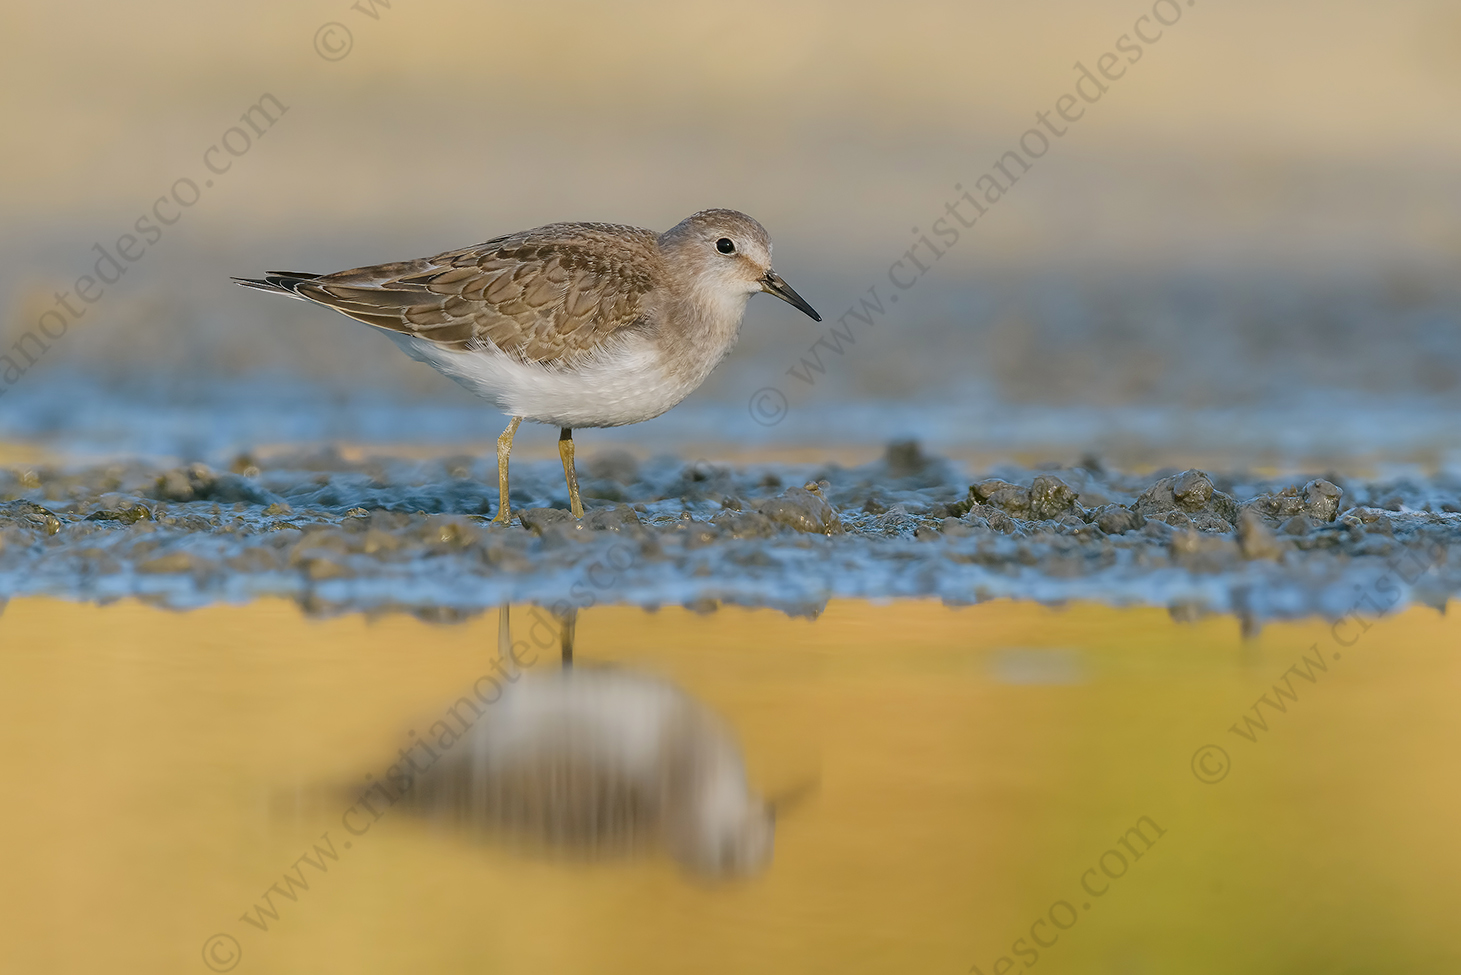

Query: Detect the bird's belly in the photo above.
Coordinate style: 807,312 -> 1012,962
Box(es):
388,334 -> 698,428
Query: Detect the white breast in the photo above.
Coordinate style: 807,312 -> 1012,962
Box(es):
386,332 -> 700,428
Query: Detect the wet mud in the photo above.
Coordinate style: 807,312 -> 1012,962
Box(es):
1,441 -> 1457,625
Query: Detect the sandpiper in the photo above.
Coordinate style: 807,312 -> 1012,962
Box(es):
234,209 -> 821,521
398,665 -> 780,877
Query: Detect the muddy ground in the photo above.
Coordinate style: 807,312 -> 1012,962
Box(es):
1,441 -> 1457,627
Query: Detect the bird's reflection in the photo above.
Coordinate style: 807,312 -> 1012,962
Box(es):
387,606 -> 788,879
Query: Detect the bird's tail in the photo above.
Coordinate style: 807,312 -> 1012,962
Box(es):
230,270 -> 321,299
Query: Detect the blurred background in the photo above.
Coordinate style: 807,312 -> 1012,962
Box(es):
7,7 -> 1461,973
4,0 -> 1460,464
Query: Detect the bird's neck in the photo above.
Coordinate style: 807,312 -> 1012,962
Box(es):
657,280 -> 752,382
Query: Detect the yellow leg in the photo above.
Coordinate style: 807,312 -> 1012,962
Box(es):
497,604 -> 514,673
493,417 -> 522,525
558,427 -> 584,519
556,606 -> 577,667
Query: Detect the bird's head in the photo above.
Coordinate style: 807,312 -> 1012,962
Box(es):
659,209 -> 821,322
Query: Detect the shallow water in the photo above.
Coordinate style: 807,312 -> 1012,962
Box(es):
5,437 -> 1459,974
3,597 -> 1458,974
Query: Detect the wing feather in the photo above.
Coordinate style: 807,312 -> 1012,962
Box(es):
293,223 -> 662,363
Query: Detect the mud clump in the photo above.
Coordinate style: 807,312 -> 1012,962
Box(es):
964,474 -> 1083,522
884,439 -> 930,478
155,463 -> 274,505
968,479 -> 1030,518
1280,515 -> 1313,536
1236,508 -> 1285,560
156,465 -> 210,502
1302,479 -> 1343,522
84,495 -> 154,525
1091,505 -> 1146,535
755,486 -> 844,535
586,452 -> 640,485
1028,475 -> 1082,520
1134,470 -> 1239,531
1243,479 -> 1344,526
519,505 -> 642,537
986,510 -> 1022,534
1340,508 -> 1394,535
583,452 -> 641,501
711,508 -> 778,539
0,500 -> 62,536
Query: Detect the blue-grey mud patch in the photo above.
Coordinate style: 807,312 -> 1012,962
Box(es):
1,442 -> 1456,624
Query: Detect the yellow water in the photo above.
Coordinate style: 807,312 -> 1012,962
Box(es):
2,598 -> 1458,974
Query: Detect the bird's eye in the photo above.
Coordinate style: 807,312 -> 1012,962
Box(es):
716,238 -> 736,254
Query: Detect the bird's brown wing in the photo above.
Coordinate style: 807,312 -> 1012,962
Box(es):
292,223 -> 662,364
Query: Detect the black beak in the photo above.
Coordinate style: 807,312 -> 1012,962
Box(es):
761,270 -> 822,322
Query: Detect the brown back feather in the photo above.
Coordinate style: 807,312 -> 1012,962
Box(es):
295,223 -> 663,363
